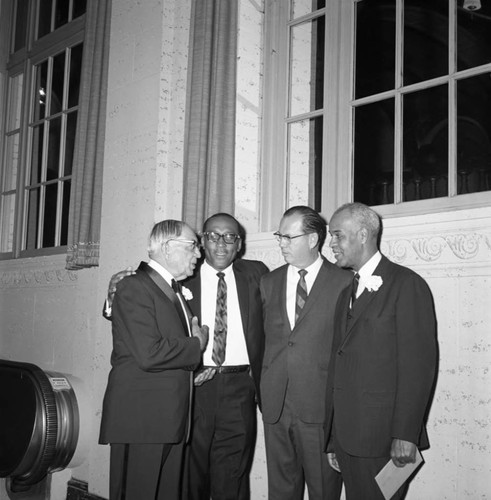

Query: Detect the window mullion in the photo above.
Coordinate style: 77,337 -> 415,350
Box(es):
394,0 -> 403,204
448,0 -> 457,197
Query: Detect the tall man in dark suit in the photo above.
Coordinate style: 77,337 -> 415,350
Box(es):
182,212 -> 268,500
99,220 -> 209,500
260,206 -> 351,500
326,202 -> 438,500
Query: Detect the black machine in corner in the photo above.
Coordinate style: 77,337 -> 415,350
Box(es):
0,359 -> 79,492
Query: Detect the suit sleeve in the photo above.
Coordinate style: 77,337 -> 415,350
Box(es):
112,276 -> 202,372
392,272 -> 437,444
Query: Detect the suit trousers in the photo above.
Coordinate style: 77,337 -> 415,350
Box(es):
333,435 -> 408,500
183,371 -> 257,500
109,442 -> 184,500
263,389 -> 342,500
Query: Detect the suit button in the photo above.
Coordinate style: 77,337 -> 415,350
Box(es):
288,342 -> 293,347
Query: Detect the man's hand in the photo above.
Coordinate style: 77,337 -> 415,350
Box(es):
191,317 -> 209,352
327,452 -> 341,473
107,267 -> 135,306
194,366 -> 217,386
390,439 -> 417,468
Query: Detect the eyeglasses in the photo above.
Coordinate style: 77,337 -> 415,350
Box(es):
273,231 -> 313,244
202,231 -> 240,244
166,238 -> 200,250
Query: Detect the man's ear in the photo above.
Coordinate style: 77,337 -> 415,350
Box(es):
359,227 -> 368,244
309,232 -> 319,249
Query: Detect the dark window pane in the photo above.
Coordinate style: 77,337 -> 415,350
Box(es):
403,85 -> 448,201
51,52 -> 66,115
354,99 -> 395,205
25,188 -> 40,250
13,0 -> 29,52
68,44 -> 83,108
55,0 -> 69,30
38,0 -> 53,39
47,117 -> 61,180
73,0 -> 87,19
457,1 -> 491,71
403,0 -> 449,86
61,180 -> 71,245
64,111 -> 77,176
33,61 -> 48,121
30,124 -> 45,185
43,183 -> 58,247
355,0 -> 396,99
457,76 -> 491,193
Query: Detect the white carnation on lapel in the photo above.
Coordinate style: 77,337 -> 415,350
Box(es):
182,286 -> 193,300
361,275 -> 383,292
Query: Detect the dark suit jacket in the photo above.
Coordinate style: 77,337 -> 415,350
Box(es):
260,257 -> 352,424
99,262 -> 202,445
326,255 -> 437,458
184,258 -> 269,407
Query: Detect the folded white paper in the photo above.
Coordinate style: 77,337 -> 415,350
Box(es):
375,450 -> 423,500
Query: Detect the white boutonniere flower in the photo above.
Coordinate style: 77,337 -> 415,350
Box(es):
181,286 -> 193,301
361,275 -> 383,292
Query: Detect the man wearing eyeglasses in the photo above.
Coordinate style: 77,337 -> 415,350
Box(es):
99,220 -> 209,500
260,206 -> 351,500
182,213 -> 268,500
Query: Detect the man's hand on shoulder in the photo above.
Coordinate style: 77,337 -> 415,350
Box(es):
107,267 -> 135,306
390,438 -> 417,468
191,317 -> 209,352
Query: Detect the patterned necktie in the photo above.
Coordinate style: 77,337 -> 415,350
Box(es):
350,273 -> 360,308
212,272 -> 227,366
295,269 -> 308,322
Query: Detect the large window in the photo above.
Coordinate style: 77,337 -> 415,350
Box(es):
0,0 -> 86,257
262,0 -> 491,224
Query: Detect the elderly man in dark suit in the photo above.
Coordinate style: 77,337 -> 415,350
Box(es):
99,220 -> 209,500
326,202 -> 438,500
260,205 -> 351,500
183,213 -> 268,500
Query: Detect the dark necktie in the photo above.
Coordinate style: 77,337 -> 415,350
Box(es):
350,273 -> 360,308
212,272 -> 227,366
295,269 -> 308,322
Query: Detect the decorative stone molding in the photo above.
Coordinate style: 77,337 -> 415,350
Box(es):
0,255 -> 78,289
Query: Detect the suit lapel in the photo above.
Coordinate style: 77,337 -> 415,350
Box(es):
233,263 -> 250,337
139,262 -> 190,334
339,257 -> 390,348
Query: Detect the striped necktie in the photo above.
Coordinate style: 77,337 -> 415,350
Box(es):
295,269 -> 308,322
212,272 -> 227,366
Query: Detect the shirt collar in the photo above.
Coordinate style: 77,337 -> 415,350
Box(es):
291,253 -> 323,275
202,259 -> 233,278
148,258 -> 174,286
357,251 -> 382,279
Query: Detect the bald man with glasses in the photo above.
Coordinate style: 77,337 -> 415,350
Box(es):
260,206 -> 351,500
99,220 -> 209,500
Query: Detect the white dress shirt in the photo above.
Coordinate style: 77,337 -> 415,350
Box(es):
200,261 -> 249,366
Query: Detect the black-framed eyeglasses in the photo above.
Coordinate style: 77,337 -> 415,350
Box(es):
202,231 -> 241,244
273,231 -> 312,244
166,238 -> 200,250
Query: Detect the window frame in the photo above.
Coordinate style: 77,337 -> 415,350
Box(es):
0,1 -> 85,259
260,0 -> 491,230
